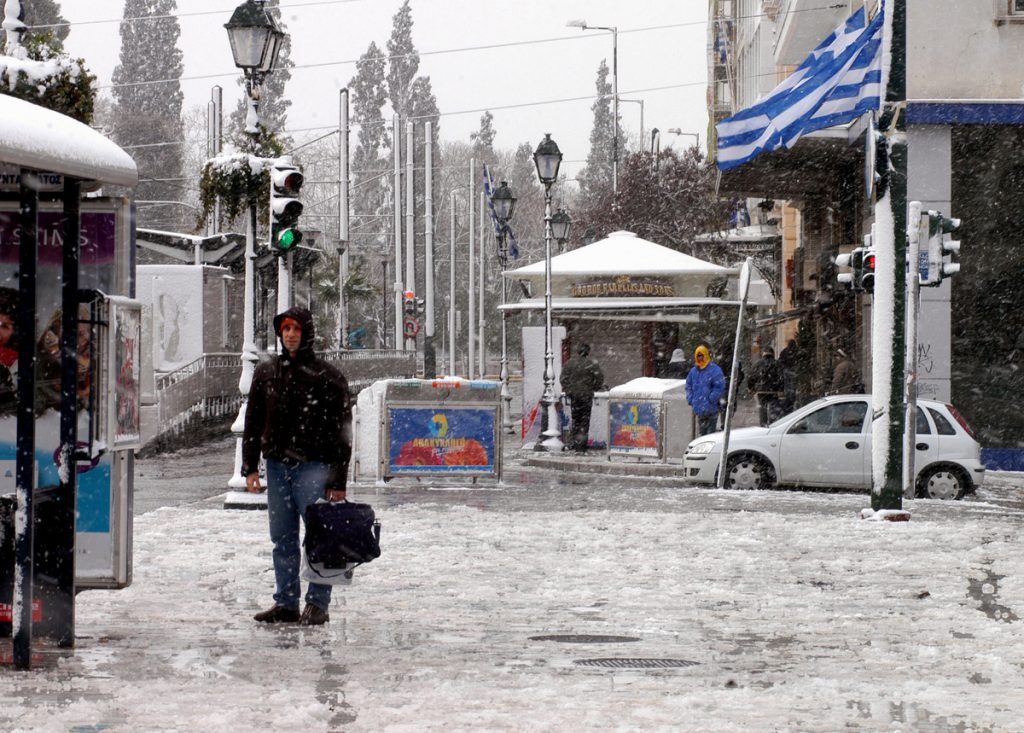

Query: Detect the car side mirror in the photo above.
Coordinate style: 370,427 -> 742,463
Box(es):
790,422 -> 808,434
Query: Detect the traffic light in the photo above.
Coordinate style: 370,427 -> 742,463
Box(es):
835,247 -> 863,290
923,211 -> 961,285
403,290 -> 416,315
860,247 -> 876,293
270,159 -> 304,254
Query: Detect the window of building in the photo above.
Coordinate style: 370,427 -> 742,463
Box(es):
1015,0 -> 1024,13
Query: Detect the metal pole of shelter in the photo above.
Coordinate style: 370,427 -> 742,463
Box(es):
55,179 -> 82,649
14,170 -> 39,670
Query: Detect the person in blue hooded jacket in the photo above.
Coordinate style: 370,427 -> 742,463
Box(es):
685,344 -> 726,436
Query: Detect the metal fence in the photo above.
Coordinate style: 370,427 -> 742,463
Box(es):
149,349 -> 418,444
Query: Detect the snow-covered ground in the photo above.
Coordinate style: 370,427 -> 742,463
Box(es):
2,445 -> 1023,732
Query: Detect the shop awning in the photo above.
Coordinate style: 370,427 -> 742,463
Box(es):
498,296 -> 745,323
716,130 -> 862,199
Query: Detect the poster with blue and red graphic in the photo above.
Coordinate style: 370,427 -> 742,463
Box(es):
608,399 -> 662,457
386,406 -> 497,475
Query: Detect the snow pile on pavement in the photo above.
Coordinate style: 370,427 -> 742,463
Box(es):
1,484 -> 1023,732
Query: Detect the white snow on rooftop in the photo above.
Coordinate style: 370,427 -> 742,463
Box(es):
0,91 -> 137,187
505,231 -> 732,277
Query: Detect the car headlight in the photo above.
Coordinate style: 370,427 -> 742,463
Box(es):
687,441 -> 716,455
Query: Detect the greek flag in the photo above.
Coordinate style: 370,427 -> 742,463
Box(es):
482,164 -> 519,260
716,6 -> 884,171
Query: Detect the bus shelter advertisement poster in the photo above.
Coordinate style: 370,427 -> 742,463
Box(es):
0,206 -> 120,525
387,407 -> 496,474
608,400 -> 661,456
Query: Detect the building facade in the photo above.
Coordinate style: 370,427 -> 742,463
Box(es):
708,0 -> 1024,446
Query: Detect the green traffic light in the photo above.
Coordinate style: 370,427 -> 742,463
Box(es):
275,228 -> 302,250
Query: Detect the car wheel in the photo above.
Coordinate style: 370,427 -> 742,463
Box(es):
916,465 -> 968,500
725,454 -> 775,491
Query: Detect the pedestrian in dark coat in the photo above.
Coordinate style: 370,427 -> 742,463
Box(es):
559,343 -> 605,452
243,306 -> 352,626
748,347 -> 785,426
778,338 -> 798,411
662,348 -> 690,379
831,348 -> 862,394
685,345 -> 726,436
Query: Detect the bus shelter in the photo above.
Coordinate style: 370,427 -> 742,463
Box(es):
0,93 -> 138,669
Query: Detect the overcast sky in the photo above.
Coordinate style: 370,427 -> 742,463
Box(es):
61,0 -> 710,181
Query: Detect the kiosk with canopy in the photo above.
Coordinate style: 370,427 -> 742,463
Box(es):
0,93 -> 139,669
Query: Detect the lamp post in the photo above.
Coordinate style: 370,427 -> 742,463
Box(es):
491,180 -> 517,434
569,19 -> 614,197
620,98 -> 643,153
533,133 -> 564,452
224,0 -> 284,495
551,207 -> 571,252
666,128 -> 700,149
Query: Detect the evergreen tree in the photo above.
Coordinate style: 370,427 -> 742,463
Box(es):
386,0 -> 418,120
471,111 -> 497,164
575,148 -> 731,262
21,0 -> 69,47
228,0 -> 293,148
348,42 -> 392,346
577,60 -> 618,205
111,0 -> 186,231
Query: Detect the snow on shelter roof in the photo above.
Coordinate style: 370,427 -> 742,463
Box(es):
0,93 -> 137,187
504,230 -> 732,278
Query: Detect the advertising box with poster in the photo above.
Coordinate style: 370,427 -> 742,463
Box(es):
0,197 -> 136,589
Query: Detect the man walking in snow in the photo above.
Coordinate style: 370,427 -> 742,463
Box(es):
243,306 -> 352,626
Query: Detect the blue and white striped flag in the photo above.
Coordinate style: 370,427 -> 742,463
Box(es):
716,6 -> 883,171
482,164 -> 519,260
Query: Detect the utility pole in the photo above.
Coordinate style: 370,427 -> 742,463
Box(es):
424,122 -> 436,377
872,0 -> 907,512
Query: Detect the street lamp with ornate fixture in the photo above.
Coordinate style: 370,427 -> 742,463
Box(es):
491,180 -> 517,435
551,207 -> 571,252
224,0 -> 284,498
533,133 -> 564,452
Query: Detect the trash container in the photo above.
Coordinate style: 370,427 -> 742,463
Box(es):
606,377 -> 693,463
357,378 -> 503,481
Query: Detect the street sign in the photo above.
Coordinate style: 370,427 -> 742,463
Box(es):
403,316 -> 420,339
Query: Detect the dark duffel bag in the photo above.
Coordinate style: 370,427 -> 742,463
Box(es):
303,499 -> 381,569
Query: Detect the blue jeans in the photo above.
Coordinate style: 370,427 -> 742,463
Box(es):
265,459 -> 332,611
697,413 -> 718,436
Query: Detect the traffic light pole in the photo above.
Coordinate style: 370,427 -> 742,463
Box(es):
903,201 -> 925,498
872,0 -> 907,512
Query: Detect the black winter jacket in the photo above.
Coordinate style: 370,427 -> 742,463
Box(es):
241,307 -> 352,489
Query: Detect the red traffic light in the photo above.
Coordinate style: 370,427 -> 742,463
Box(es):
864,253 -> 876,271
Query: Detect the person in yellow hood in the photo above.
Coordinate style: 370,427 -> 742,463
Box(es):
684,344 -> 726,436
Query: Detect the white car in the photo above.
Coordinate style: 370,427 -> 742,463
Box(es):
683,395 -> 985,499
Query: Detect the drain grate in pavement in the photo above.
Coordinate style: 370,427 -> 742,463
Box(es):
574,658 -> 699,669
529,635 -> 640,644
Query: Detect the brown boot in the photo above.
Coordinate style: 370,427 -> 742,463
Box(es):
299,604 -> 329,626
254,604 -> 300,623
